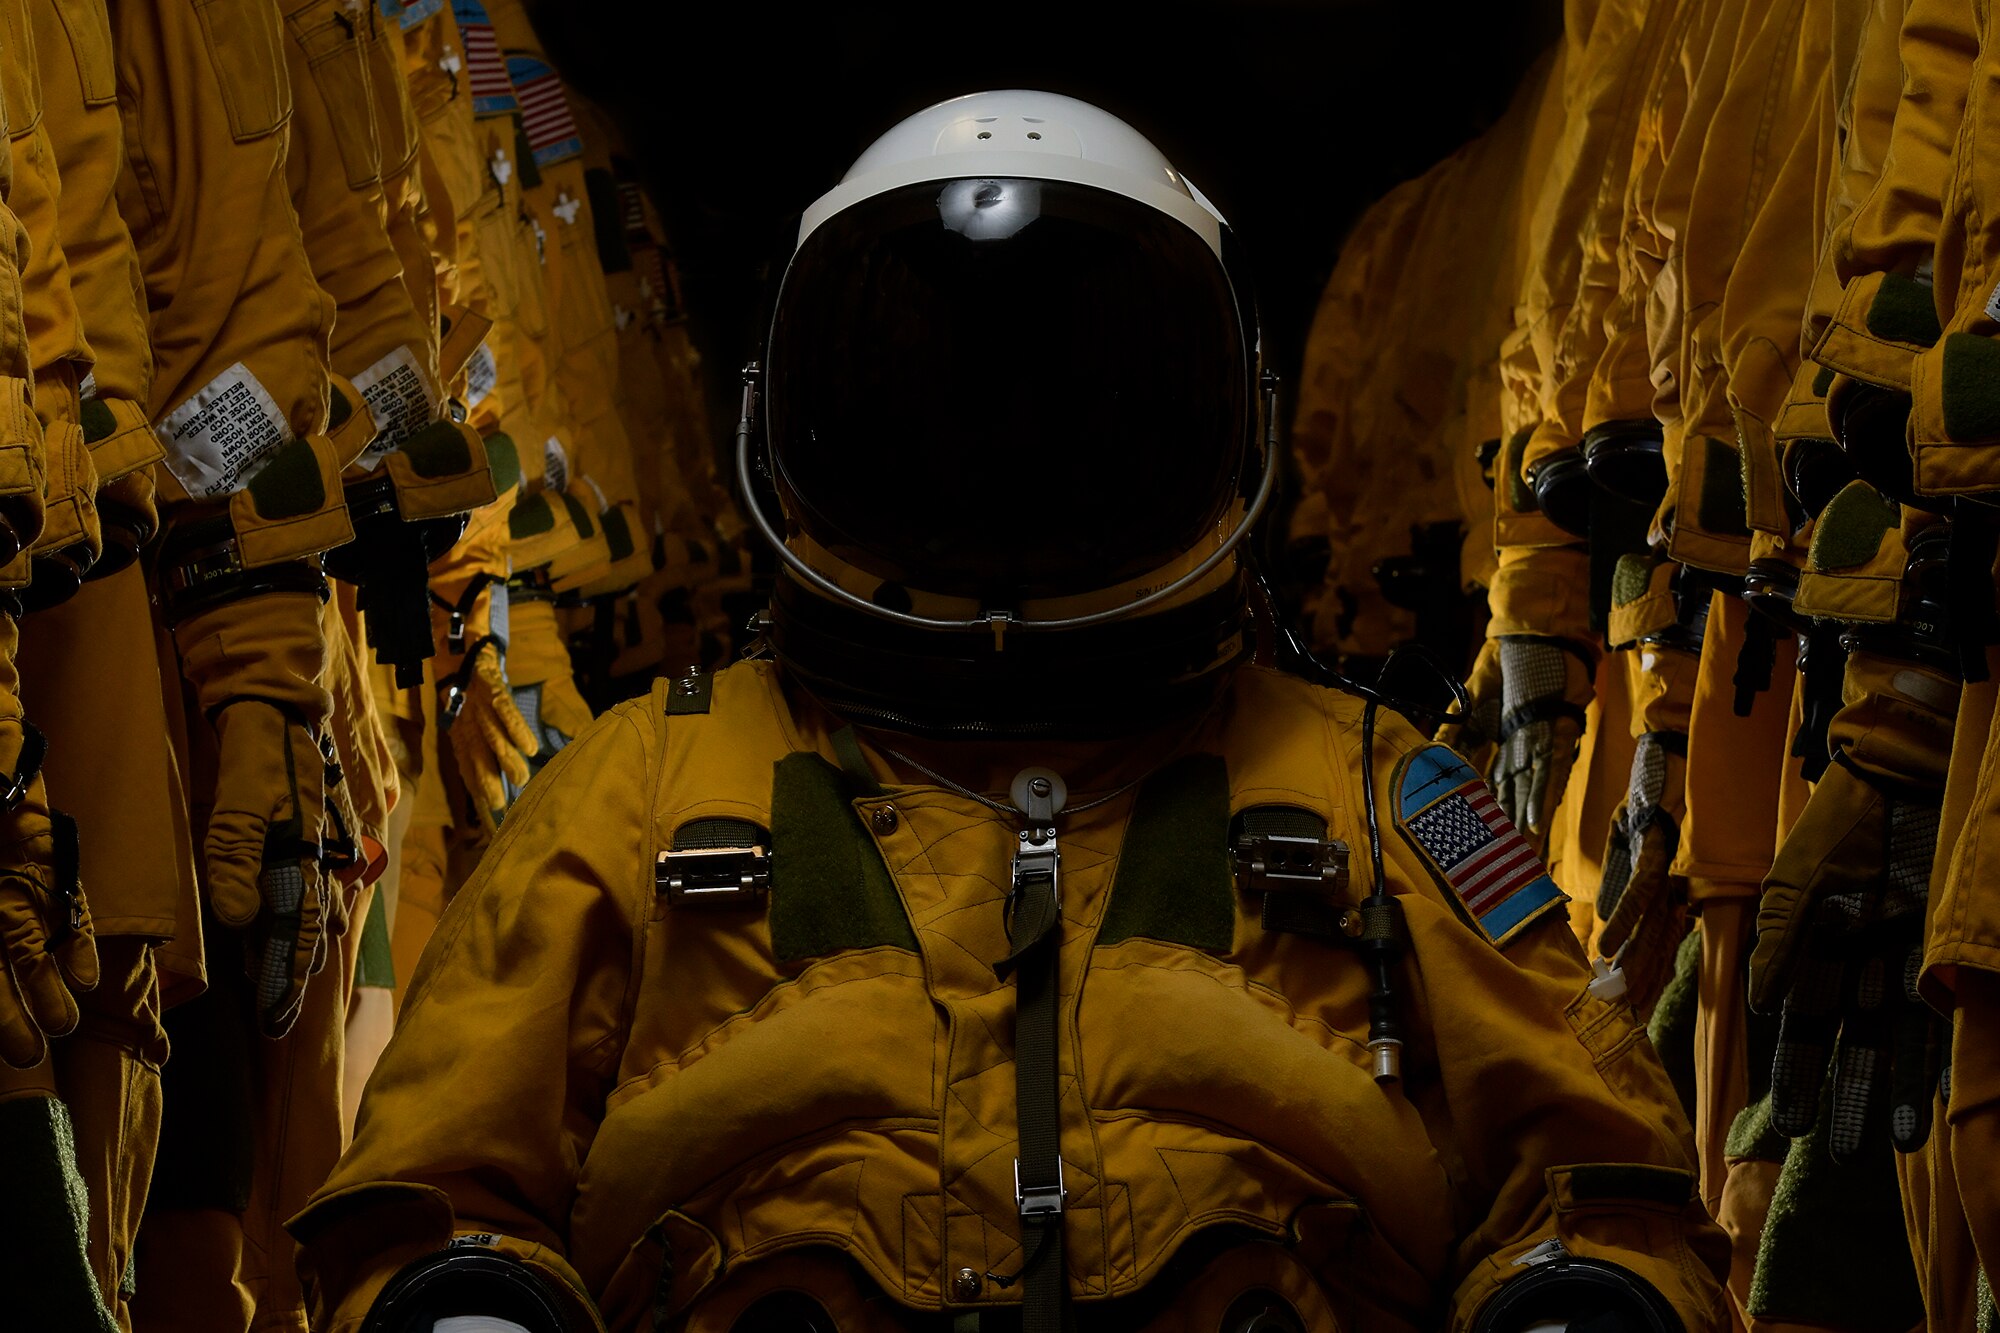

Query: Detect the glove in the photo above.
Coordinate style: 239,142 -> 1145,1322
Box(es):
1748,654 -> 1958,1158
175,589 -> 344,1038
1595,642 -> 1699,1016
0,647 -> 96,1068
438,623 -> 538,834
1489,636 -> 1594,837
1749,761 -> 1942,1158
501,595 -> 591,804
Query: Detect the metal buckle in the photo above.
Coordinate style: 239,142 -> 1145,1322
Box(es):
1014,1157 -> 1065,1219
1232,832 -> 1348,898
1011,828 -> 1061,914
655,845 -> 771,908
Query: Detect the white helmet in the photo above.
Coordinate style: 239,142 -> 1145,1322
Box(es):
740,90 -> 1274,735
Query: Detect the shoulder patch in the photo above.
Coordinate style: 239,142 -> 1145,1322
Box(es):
453,2 -> 517,118
505,56 -> 583,167
1393,745 -> 1565,947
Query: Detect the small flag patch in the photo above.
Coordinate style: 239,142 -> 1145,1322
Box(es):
507,56 -> 583,167
452,1 -> 516,117
1394,745 -> 1564,947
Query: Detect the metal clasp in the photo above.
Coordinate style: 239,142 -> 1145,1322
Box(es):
655,845 -> 771,908
1232,832 -> 1348,898
1014,1157 -> 1066,1219
1011,827 -> 1061,914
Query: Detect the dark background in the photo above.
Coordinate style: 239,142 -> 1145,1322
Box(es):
527,0 -> 1559,427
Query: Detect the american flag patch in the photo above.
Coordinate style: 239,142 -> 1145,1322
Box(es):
1395,745 -> 1564,947
507,56 -> 583,167
452,1 -> 516,117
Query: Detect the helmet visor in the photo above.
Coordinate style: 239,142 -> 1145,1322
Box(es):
766,178 -> 1249,602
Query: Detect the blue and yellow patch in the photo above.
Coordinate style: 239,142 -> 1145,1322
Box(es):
1393,745 -> 1565,947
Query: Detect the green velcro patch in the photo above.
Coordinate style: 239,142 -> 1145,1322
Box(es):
328,383 -> 354,431
1099,753 -> 1234,952
1748,1089 -> 1922,1328
585,167 -> 632,274
1505,427 -> 1538,514
484,432 -> 521,493
246,436 -> 327,520
1941,332 -> 2000,442
561,490 -> 596,539
1812,365 -> 1835,398
1645,924 -> 1702,1121
1864,272 -> 1943,348
1610,553 -> 1654,609
1695,436 -> 1750,536
1724,1094 -> 1788,1164
673,816 -> 764,851
1562,1163 -> 1694,1207
602,504 -> 635,562
79,396 -> 115,445
769,753 -> 918,962
509,492 -> 555,538
0,1096 -> 117,1332
1807,480 -> 1899,571
400,418 -> 474,480
356,884 -> 395,989
1978,1269 -> 1995,1333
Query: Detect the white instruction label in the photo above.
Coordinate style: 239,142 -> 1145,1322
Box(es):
157,362 -> 290,498
1984,277 -> 2000,326
464,341 -> 497,409
352,344 -> 438,465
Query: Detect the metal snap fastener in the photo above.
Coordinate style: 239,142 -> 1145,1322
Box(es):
1339,908 -> 1365,939
872,804 -> 900,835
952,1267 -> 982,1301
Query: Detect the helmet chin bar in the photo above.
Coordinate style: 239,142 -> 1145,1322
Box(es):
736,363 -> 1277,646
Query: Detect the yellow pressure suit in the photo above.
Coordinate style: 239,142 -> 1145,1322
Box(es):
292,661 -> 1730,1331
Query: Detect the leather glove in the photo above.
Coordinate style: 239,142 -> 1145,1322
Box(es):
175,589 -> 344,1038
501,594 -> 591,804
0,609 -> 95,1068
1489,635 -> 1594,838
1749,654 -> 1958,1158
436,582 -> 537,833
1595,641 -> 1699,1016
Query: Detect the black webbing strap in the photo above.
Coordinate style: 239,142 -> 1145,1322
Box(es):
996,826 -> 1066,1333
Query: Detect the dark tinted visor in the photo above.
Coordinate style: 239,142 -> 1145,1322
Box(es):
766,178 -> 1249,602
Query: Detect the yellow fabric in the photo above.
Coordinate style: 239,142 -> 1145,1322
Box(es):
17,561 -> 196,951
1906,0 -> 2000,494
1810,0 -> 1976,388
171,591 -> 341,1038
0,605 -> 99,1070
1944,971 -> 2000,1307
0,937 -> 166,1333
1519,0 -> 1679,486
0,52 -> 45,558
0,0 -> 92,589
1673,594 -> 1798,894
294,661 -> 1727,1331
113,0 -> 358,566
